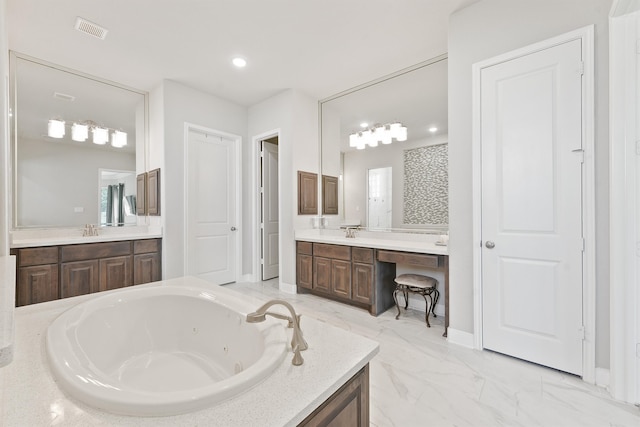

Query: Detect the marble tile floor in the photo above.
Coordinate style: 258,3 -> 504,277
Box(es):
225,279 -> 640,427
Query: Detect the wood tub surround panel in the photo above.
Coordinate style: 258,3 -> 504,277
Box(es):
12,238 -> 162,306
296,241 -> 450,335
299,364 -> 369,426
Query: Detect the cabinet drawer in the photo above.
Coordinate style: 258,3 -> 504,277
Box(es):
313,243 -> 351,261
134,239 -> 161,254
352,247 -> 373,264
61,241 -> 132,262
377,250 -> 440,268
297,241 -> 313,256
17,247 -> 58,267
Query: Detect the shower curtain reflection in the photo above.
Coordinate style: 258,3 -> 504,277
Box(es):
105,183 -> 125,226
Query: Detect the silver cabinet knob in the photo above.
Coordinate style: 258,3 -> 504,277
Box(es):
485,241 -> 495,249
231,226 -> 237,231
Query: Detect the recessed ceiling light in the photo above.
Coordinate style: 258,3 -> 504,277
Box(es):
232,57 -> 247,68
429,126 -> 438,133
360,122 -> 368,128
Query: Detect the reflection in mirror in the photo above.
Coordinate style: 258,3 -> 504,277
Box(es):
10,52 -> 147,228
368,167 -> 392,229
321,55 -> 448,232
99,169 -> 137,226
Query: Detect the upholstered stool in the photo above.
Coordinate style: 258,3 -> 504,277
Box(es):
393,274 -> 439,327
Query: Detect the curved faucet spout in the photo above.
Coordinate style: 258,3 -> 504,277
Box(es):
246,299 -> 308,365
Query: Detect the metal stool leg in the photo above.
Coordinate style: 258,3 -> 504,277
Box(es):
393,285 -> 403,320
419,291 -> 431,328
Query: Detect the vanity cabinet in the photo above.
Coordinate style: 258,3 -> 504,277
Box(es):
296,242 -> 391,314
15,247 -> 59,306
296,240 -> 449,333
351,248 -> 374,304
12,238 -> 162,306
296,242 -> 314,290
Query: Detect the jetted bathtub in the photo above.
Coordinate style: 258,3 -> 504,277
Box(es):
46,284 -> 289,416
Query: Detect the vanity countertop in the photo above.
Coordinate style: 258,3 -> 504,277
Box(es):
10,226 -> 163,248
0,276 -> 379,426
295,228 -> 449,256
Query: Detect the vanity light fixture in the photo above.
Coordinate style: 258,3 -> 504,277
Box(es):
47,119 -> 65,138
71,123 -> 89,142
349,122 -> 407,150
48,118 -> 128,148
110,130 -> 127,148
92,126 -> 109,145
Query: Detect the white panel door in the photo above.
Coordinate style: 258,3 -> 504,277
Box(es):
261,141 -> 279,280
481,39 -> 584,375
186,130 -> 237,284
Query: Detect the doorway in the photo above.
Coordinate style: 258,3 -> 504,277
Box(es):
260,136 -> 279,281
472,26 -> 595,378
367,166 -> 392,229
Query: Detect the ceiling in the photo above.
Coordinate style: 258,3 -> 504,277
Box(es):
6,0 -> 477,107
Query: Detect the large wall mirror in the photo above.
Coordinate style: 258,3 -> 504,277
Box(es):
320,54 -> 448,232
10,52 -> 148,228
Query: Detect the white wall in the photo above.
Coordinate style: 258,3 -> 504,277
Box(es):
16,138 -> 135,227
248,89 -> 319,289
158,80 -> 247,280
1,0 -> 8,255
448,0 -> 611,367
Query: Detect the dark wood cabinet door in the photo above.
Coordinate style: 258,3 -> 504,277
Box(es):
133,253 -> 161,285
299,365 -> 369,426
100,256 -> 132,291
331,259 -> 352,299
314,257 -> 332,293
61,260 -> 99,298
352,262 -> 374,304
297,253 -> 313,289
16,264 -> 59,306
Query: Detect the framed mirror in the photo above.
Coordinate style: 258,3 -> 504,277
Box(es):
320,55 -> 448,232
10,52 -> 148,228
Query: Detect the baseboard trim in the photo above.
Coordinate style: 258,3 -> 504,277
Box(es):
279,281 -> 297,294
595,367 -> 610,389
447,328 -> 475,348
240,273 -> 256,283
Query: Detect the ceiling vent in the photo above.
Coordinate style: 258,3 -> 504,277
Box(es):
74,17 -> 108,40
53,92 -> 75,102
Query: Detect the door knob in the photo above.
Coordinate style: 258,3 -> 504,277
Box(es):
485,241 -> 495,249
231,226 -> 237,231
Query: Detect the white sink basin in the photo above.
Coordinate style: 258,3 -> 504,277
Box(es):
46,284 -> 288,416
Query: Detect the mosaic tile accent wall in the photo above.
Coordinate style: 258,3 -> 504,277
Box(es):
403,143 -> 448,225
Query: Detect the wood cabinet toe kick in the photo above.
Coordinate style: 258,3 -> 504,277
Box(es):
296,240 -> 449,336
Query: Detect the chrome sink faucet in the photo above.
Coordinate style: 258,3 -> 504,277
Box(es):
246,300 -> 308,366
345,227 -> 358,238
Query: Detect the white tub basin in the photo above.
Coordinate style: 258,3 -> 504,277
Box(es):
46,284 -> 288,416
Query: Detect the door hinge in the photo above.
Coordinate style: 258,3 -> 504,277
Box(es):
260,150 -> 265,158
260,186 -> 264,194
579,326 -> 585,340
260,258 -> 264,265
578,61 -> 584,75
572,148 -> 584,163
581,238 -> 585,252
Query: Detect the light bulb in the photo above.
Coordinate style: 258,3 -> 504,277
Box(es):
92,126 -> 109,145
71,123 -> 88,142
48,119 -> 65,138
111,130 -> 127,147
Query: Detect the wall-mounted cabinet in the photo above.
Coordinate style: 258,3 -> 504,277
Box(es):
298,171 -> 318,215
11,238 -> 162,306
322,175 -> 339,215
136,169 -> 161,216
